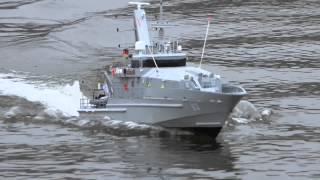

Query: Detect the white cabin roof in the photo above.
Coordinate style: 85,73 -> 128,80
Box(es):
142,67 -> 221,92
142,66 -> 212,81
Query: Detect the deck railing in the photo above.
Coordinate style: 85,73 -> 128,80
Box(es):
80,98 -> 108,109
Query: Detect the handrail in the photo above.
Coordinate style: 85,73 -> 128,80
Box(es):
147,46 -> 160,72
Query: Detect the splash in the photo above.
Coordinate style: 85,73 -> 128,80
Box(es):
0,73 -> 82,116
1,99 -> 185,137
230,100 -> 273,124
4,106 -> 24,119
0,95 -> 159,136
0,73 -> 273,136
0,73 -> 172,137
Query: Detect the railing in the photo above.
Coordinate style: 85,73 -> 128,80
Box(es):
221,85 -> 247,95
80,97 -> 108,109
148,41 -> 181,54
80,98 -> 93,109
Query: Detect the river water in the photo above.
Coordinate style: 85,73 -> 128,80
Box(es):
0,0 -> 319,179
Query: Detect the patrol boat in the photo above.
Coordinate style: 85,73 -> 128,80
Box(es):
78,1 -> 246,138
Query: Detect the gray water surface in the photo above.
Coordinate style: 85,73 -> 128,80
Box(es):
0,0 -> 320,179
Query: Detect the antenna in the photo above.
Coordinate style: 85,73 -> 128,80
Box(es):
160,0 -> 163,21
128,2 -> 150,9
159,0 -> 164,41
199,16 -> 212,68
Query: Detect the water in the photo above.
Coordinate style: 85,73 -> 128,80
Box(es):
0,0 -> 320,179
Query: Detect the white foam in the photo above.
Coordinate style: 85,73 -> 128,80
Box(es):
123,121 -> 149,129
261,108 -> 273,120
261,109 -> 272,117
78,119 -> 90,126
231,100 -> 261,121
4,106 -> 21,119
0,73 -> 83,117
231,117 -> 250,124
230,100 -> 274,124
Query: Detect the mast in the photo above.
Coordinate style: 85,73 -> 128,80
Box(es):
129,2 -> 151,46
159,0 -> 163,21
158,0 -> 164,41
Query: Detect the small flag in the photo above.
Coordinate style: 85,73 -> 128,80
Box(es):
112,68 -> 116,76
102,84 -> 109,94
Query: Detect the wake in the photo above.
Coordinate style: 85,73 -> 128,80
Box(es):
0,73 -> 82,116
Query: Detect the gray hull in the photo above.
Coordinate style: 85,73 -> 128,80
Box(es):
79,86 -> 245,138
